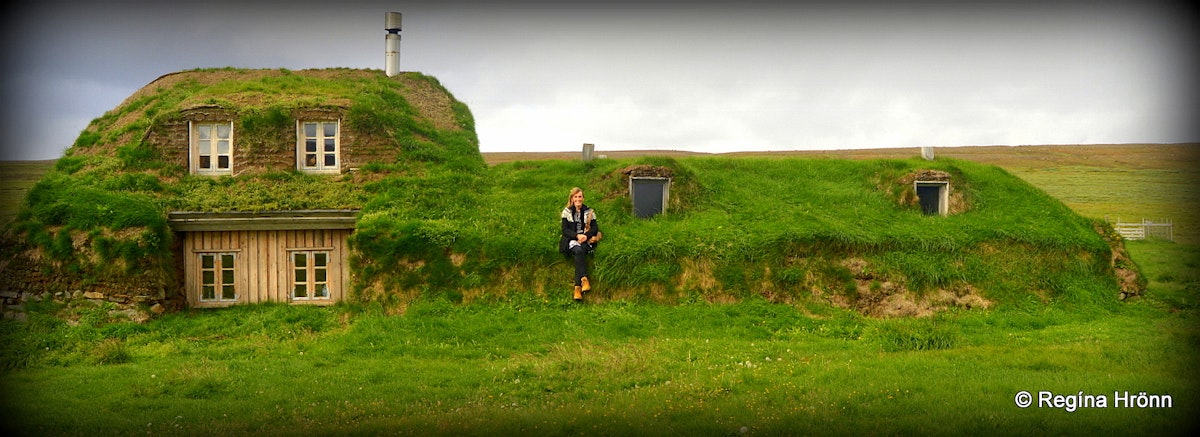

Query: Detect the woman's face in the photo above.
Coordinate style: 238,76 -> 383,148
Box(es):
572,191 -> 585,207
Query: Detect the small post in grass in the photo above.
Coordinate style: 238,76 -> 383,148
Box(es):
921,146 -> 935,161
582,143 -> 595,162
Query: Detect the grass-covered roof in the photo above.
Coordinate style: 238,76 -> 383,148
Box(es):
6,68 -> 481,298
2,68 -> 1140,315
352,156 -> 1136,316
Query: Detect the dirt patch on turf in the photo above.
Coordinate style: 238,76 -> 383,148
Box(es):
397,75 -> 461,132
676,258 -> 718,292
825,257 -> 993,317
1093,221 -> 1147,299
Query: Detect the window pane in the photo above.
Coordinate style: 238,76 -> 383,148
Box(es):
324,154 -> 336,167
323,122 -> 336,137
202,285 -> 215,300
201,254 -> 214,269
202,270 -> 214,285
294,253 -> 306,267
221,254 -> 234,267
306,139 -> 317,152
316,284 -> 329,298
198,125 -> 211,140
216,124 -> 230,138
295,268 -> 307,283
222,285 -> 236,300
314,253 -> 327,266
304,123 -> 317,137
324,138 -> 335,152
217,156 -> 229,169
198,139 -> 211,155
294,284 -> 307,298
306,154 -> 317,167
315,269 -> 326,283
222,269 -> 234,285
217,140 -> 229,154
199,156 -> 211,169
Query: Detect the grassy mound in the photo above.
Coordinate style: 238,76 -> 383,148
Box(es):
350,155 -> 1137,315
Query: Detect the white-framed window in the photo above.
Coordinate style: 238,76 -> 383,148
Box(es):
198,252 -> 238,303
297,121 -> 340,173
191,122 -> 234,175
290,250 -> 331,300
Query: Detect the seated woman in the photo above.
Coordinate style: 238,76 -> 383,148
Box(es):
559,187 -> 601,301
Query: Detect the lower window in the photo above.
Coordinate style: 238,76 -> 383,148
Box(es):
199,253 -> 237,303
291,251 -> 331,300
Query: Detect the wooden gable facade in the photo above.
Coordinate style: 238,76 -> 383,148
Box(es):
169,210 -> 358,308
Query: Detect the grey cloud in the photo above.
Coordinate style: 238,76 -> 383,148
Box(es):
2,0 -> 1195,160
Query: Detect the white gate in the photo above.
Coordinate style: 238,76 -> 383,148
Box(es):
1112,218 -> 1174,242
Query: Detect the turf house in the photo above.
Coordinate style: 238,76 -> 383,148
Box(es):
1,68 -> 483,311
0,67 -> 1145,318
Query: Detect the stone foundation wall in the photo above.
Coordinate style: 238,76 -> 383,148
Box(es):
0,231 -> 183,322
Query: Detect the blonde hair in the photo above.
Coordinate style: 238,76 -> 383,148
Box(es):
565,187 -> 584,209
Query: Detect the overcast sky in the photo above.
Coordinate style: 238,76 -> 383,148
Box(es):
1,0 -> 1195,160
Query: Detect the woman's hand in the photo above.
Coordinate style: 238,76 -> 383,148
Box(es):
577,234 -> 588,243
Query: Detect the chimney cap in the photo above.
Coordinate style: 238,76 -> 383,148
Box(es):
385,12 -> 402,32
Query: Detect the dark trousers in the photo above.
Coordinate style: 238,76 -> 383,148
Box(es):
570,243 -> 592,286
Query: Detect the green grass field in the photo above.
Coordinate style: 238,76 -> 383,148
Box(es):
1011,166 -> 1198,244
2,145 -> 1198,435
1,276 -> 1195,435
0,160 -> 54,226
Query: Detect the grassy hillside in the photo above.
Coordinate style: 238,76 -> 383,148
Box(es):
347,154 -> 1129,316
486,143 -> 1200,243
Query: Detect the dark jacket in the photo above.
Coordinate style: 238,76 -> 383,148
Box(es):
560,204 -> 599,254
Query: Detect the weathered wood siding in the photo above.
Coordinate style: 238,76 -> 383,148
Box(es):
182,229 -> 351,307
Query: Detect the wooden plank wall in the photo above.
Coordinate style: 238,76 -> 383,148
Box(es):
183,229 -> 351,307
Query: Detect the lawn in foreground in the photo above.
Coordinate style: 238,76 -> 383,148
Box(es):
2,259 -> 1196,436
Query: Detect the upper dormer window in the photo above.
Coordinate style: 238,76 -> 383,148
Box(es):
298,121 -> 340,174
191,122 -> 233,175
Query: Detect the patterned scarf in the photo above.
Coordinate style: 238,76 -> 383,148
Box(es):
573,207 -> 583,235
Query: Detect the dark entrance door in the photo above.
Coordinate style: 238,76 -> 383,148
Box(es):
916,184 -> 942,215
631,178 -> 668,218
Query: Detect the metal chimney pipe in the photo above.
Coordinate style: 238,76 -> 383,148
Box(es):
385,12 -> 402,77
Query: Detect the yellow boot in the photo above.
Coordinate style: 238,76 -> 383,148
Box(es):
573,286 -> 583,301
581,277 -> 591,292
